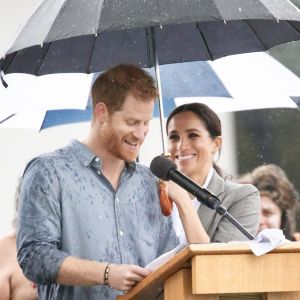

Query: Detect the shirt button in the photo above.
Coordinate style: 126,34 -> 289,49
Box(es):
120,230 -> 124,236
95,157 -> 100,162
97,170 -> 101,175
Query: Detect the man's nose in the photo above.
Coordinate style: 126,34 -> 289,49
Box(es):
133,124 -> 148,140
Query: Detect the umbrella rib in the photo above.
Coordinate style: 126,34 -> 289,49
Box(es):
87,34 -> 98,74
243,20 -> 268,51
0,113 -> 16,124
145,27 -> 155,68
195,22 -> 213,61
35,43 -> 52,76
287,21 -> 300,36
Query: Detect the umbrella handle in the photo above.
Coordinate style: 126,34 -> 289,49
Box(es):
159,180 -> 173,216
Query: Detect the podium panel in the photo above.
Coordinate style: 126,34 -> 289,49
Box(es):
192,252 -> 300,294
164,268 -> 300,300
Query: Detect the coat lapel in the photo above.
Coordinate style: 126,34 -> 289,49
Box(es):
197,170 -> 225,231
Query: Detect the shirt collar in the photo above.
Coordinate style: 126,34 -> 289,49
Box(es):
68,139 -> 136,173
203,167 -> 214,189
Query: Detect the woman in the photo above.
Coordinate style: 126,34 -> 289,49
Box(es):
239,164 -> 300,241
164,102 -> 260,243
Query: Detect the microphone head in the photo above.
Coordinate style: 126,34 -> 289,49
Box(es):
150,155 -> 177,180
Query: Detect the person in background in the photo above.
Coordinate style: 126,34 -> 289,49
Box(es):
0,179 -> 38,300
164,102 -> 260,243
17,64 -> 209,300
238,164 -> 300,241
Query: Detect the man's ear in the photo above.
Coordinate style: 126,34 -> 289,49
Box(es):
94,102 -> 108,123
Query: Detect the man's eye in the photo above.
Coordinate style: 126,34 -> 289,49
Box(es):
168,134 -> 179,140
127,120 -> 136,125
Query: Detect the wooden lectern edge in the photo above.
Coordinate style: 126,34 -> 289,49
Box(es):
117,241 -> 300,300
117,246 -> 194,300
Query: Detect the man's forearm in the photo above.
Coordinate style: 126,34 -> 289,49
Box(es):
56,256 -> 107,286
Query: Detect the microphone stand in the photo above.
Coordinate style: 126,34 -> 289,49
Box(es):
198,196 -> 255,240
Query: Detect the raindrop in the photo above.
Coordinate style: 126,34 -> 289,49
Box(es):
238,7 -> 242,12
223,20 -> 226,24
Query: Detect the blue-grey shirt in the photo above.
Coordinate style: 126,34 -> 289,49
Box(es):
17,140 -> 178,299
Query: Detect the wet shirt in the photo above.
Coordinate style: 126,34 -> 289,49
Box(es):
17,139 -> 178,300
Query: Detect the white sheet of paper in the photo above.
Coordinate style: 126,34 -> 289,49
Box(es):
145,243 -> 188,272
249,228 -> 288,256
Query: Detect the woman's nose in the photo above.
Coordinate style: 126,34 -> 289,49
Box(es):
177,137 -> 189,150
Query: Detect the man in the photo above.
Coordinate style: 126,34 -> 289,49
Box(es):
17,64 -> 206,299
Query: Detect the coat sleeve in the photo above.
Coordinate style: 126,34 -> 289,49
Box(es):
211,184 -> 260,242
17,157 -> 68,284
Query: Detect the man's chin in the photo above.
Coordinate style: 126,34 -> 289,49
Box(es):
121,151 -> 139,162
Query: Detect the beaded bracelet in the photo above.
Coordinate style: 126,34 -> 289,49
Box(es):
103,264 -> 111,286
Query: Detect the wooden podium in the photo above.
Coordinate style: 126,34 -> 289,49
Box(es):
118,242 -> 300,300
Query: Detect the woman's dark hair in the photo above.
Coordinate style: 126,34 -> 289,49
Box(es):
166,102 -> 223,177
166,102 -> 221,138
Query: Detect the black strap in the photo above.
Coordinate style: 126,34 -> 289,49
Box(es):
0,70 -> 8,88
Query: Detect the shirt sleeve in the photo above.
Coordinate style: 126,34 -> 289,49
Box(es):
17,157 -> 68,284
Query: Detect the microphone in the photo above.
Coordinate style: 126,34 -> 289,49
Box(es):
150,155 -> 255,240
150,155 -> 220,210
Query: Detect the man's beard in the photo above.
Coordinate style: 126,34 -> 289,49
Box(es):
101,126 -> 140,162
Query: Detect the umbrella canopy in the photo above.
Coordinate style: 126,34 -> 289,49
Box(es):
1,0 -> 300,76
0,61 -> 230,130
2,55 -> 299,132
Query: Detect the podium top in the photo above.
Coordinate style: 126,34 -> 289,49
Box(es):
117,241 -> 300,300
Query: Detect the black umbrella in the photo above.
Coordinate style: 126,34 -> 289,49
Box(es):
1,0 -> 300,151
2,0 -> 300,75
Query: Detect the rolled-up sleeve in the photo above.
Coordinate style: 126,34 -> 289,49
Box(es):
17,158 -> 68,284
